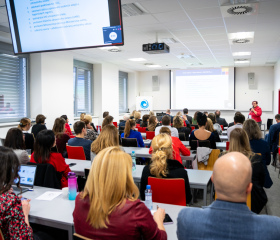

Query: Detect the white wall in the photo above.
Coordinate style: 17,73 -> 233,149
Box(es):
274,59 -> 280,114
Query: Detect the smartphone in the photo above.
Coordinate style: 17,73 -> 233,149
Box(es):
69,163 -> 76,167
21,197 -> 27,201
163,214 -> 173,225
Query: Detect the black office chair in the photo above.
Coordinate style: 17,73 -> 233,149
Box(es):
119,126 -> 125,131
267,119 -> 273,130
121,138 -> 138,147
191,124 -> 199,129
179,132 -> 186,141
190,140 -> 210,150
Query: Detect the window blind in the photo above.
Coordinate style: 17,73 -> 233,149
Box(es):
119,71 -> 128,113
0,54 -> 27,123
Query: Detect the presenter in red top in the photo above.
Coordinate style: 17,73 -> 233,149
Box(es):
249,101 -> 262,128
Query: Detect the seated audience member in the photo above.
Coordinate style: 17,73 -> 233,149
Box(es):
121,120 -> 144,147
130,110 -> 136,119
165,109 -> 173,123
84,114 -> 97,132
155,115 -> 179,137
30,130 -> 71,188
219,128 -> 266,214
205,118 -> 221,142
119,114 -> 130,128
183,108 -> 192,124
192,111 -> 199,125
149,110 -> 155,116
148,127 -> 190,164
177,152 -> 280,240
189,112 -> 216,149
134,111 -> 142,124
227,112 -> 245,139
175,112 -> 190,128
31,114 -> 47,137
228,111 -> 242,128
140,114 -> 150,128
103,111 -> 109,118
18,118 -> 34,152
243,119 -> 273,188
102,115 -> 114,129
68,121 -> 92,160
82,118 -> 97,141
215,110 -> 228,127
147,116 -> 161,132
4,128 -> 29,164
208,113 -> 222,135
91,125 -> 119,162
141,134 -> 192,205
173,116 -> 191,140
267,114 -> 280,166
52,117 -> 70,157
203,111 -> 208,117
0,147 -> 33,239
73,146 -> 167,240
60,114 -> 73,136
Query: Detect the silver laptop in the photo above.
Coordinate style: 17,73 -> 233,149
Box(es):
12,165 -> 37,195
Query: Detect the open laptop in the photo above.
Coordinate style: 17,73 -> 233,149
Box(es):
12,165 -> 37,195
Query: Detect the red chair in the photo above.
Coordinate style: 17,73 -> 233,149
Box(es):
226,141 -> 230,151
220,125 -> 224,130
146,131 -> 155,140
148,177 -> 186,206
66,146 -> 86,160
191,126 -> 195,132
113,122 -> 118,127
70,135 -> 76,139
138,127 -> 146,133
136,124 -> 141,127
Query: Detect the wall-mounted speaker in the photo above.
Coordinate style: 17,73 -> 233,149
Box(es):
152,76 -> 160,91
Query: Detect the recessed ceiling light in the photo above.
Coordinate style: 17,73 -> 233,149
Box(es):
228,32 -> 254,39
128,58 -> 147,61
234,59 -> 250,64
232,52 -> 251,56
146,65 -> 161,68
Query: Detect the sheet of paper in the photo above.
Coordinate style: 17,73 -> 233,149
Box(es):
36,191 -> 62,201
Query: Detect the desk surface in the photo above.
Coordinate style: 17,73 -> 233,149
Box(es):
22,186 -> 185,240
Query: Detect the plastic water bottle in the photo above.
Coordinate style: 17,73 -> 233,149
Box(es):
69,123 -> 73,131
68,172 -> 77,200
145,185 -> 153,210
97,125 -> 101,134
131,151 -> 136,172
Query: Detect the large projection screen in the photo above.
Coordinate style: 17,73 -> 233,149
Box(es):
171,68 -> 235,110
5,0 -> 124,54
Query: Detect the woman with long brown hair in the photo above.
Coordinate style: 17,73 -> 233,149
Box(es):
173,116 -> 191,140
141,133 -> 192,205
147,116 -> 160,132
73,146 -> 167,240
52,117 -> 70,157
91,125 -> 119,161
102,115 -> 114,129
205,118 -> 221,142
219,128 -> 266,214
121,119 -> 144,147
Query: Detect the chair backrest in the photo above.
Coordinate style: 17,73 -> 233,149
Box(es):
220,125 -> 224,130
215,192 -> 251,210
84,168 -> 90,181
226,141 -> 230,151
146,131 -> 155,140
119,125 -> 125,131
267,118 -> 273,130
191,126 -> 195,131
66,146 -> 86,160
179,132 -> 186,141
138,127 -> 146,133
121,138 -> 138,147
73,233 -> 93,240
191,140 -> 210,150
113,122 -> 118,127
197,149 -> 220,171
148,177 -> 186,206
136,124 -> 141,127
191,124 -> 199,129
27,162 -> 62,189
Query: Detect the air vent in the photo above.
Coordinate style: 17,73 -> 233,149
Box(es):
235,59 -> 250,63
122,3 -> 146,17
227,5 -> 253,15
233,39 -> 250,44
220,2 -> 258,17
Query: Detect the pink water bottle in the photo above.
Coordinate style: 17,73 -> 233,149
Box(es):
68,172 -> 77,200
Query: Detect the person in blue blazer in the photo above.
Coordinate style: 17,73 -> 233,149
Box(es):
121,119 -> 145,147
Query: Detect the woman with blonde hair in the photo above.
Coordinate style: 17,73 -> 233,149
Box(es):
121,119 -> 144,147
84,114 -> 97,132
73,147 -> 167,239
91,125 -> 119,161
134,111 -> 142,124
18,117 -> 34,152
243,119 -> 272,188
205,118 -> 221,142
147,116 -> 160,132
173,116 -> 191,140
219,128 -> 266,214
141,133 -> 192,205
52,117 -> 70,157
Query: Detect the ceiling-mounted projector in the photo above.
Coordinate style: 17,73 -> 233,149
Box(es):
142,43 -> 170,54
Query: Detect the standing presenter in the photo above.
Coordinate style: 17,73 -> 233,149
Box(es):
249,101 -> 262,128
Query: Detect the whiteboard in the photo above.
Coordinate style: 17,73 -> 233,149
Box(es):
236,90 -> 273,111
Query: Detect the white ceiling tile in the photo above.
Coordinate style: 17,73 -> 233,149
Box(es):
179,0 -> 220,10
140,0 -> 182,14
153,10 -> 188,23
198,27 -> 226,35
185,7 -> 222,20
194,18 -> 224,28
123,14 -> 159,27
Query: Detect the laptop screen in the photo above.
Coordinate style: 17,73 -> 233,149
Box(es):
16,165 -> 37,187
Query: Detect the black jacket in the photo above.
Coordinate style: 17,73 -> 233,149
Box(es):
23,132 -> 34,152
140,159 -> 192,205
177,127 -> 191,141
216,117 -> 228,127
31,124 -> 47,138
186,115 -> 192,125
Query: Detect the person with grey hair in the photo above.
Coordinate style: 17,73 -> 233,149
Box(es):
119,114 -> 130,128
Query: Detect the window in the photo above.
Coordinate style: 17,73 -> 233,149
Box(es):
119,71 -> 128,113
0,51 -> 28,123
73,60 -> 93,117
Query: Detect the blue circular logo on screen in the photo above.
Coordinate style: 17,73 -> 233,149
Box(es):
140,100 -> 149,109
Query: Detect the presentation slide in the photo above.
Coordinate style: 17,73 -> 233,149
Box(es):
171,68 -> 235,110
6,0 -> 123,53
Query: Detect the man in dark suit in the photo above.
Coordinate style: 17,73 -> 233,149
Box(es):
183,108 -> 192,124
215,110 -> 228,127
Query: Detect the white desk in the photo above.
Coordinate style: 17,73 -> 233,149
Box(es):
219,135 -> 228,142
66,160 -> 212,206
222,130 -> 227,135
22,186 -> 185,240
